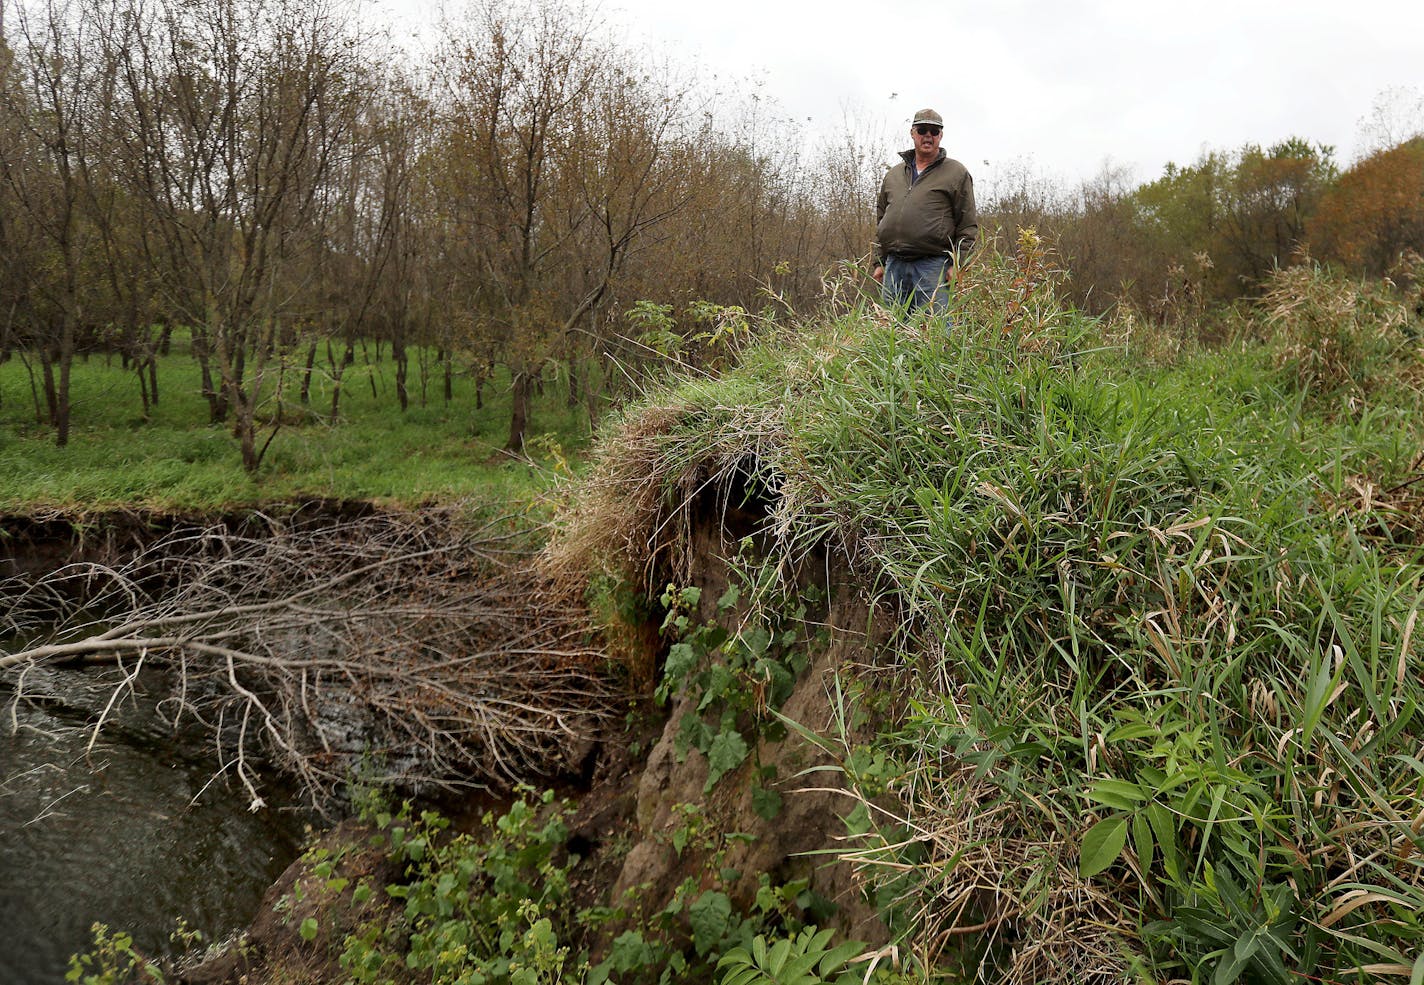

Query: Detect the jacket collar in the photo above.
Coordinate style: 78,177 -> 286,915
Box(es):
900,148 -> 947,171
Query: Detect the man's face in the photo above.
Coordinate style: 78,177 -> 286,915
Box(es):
912,123 -> 942,157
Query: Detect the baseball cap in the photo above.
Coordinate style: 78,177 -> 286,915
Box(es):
911,109 -> 943,127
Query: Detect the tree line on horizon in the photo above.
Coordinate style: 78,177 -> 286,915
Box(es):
996,126 -> 1424,332
2,0 -> 1421,471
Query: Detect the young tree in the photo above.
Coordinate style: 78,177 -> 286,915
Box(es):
1355,85 -> 1424,158
302,52 -> 414,420
1218,139 -> 1336,284
113,0 -> 369,470
432,0 -> 694,452
430,0 -> 598,451
0,0 -> 112,445
552,54 -> 696,415
1130,141 -> 1334,310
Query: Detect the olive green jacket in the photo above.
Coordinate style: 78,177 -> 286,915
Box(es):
874,149 -> 978,267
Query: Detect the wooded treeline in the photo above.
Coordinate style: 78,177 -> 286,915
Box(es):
998,127 -> 1424,332
2,0 -> 1422,470
0,0 -> 882,467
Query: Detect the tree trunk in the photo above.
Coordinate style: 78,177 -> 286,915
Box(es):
137,355 -> 153,419
300,341 -> 318,405
39,313 -> 75,447
238,405 -> 259,473
329,339 -> 346,420
40,349 -> 59,430
55,355 -> 72,447
361,339 -> 376,400
393,333 -> 409,412
147,357 -> 159,407
505,370 -> 532,453
193,328 -> 227,423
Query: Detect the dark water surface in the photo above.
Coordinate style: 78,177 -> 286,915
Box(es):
1,667 -> 308,985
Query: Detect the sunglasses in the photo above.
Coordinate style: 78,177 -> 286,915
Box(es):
914,124 -> 942,136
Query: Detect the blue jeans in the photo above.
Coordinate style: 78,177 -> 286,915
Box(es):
881,255 -> 951,316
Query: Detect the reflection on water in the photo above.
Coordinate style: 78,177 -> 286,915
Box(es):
0,667 -> 308,985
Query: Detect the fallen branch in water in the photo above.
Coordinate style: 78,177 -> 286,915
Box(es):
1,509 -> 621,810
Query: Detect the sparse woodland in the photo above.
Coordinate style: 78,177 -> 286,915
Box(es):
2,0 -> 1422,473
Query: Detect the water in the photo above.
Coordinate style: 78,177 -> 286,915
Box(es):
0,667 -> 308,985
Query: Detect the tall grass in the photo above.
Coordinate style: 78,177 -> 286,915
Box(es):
0,335 -> 593,513
553,244 -> 1424,982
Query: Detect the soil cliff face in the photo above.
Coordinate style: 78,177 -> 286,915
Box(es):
602,508 -> 892,948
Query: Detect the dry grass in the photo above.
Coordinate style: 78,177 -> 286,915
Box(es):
1260,261 -> 1416,394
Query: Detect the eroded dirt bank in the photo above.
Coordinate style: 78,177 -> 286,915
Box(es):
1,500 -> 380,578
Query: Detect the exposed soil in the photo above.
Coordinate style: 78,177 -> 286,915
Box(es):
0,500 -> 379,578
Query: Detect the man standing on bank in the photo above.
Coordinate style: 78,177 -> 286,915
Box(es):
873,108 -> 978,316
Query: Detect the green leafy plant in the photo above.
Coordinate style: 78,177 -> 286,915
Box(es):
716,927 -> 865,985
65,925 -> 165,985
657,555 -> 822,797
341,789 -> 583,985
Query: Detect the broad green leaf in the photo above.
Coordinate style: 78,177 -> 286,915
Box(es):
766,937 -> 792,975
1146,803 -> 1180,879
1080,815 -> 1129,878
689,891 -> 732,956
751,785 -> 783,821
1300,658 -> 1337,748
1131,811 -> 1154,872
704,728 -> 750,791
717,584 -> 740,611
1108,721 -> 1162,742
662,642 -> 699,687
1085,778 -> 1147,810
1214,931 -> 1259,985
819,937 -> 867,974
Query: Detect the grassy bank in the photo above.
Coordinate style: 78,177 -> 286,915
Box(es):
554,247 -> 1424,982
0,337 -> 592,514
21,245 -> 1424,983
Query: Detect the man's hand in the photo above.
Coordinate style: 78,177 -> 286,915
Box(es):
872,265 -> 885,284
944,264 -> 958,285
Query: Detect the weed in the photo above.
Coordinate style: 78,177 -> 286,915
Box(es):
65,925 -> 165,985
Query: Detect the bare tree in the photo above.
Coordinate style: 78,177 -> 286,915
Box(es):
551,53 -> 696,419
1355,84 -> 1424,159
112,0 -> 369,470
0,0 -> 111,445
431,0 -> 601,452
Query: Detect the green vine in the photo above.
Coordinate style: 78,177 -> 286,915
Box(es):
657,540 -> 827,802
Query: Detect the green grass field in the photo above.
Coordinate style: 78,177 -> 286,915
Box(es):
0,337 -> 595,514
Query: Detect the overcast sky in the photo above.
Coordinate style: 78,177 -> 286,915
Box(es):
389,0 -> 1424,201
